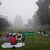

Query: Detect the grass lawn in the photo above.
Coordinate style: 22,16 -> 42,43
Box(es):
0,32 -> 49,50
34,33 -> 49,50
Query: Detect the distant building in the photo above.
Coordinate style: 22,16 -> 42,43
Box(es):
14,15 -> 23,28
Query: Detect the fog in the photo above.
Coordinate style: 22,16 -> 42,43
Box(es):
0,0 -> 49,32
0,0 -> 38,24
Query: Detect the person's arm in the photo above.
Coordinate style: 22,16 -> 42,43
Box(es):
9,38 -> 12,43
16,36 -> 17,39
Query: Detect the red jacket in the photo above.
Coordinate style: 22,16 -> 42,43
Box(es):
10,37 -> 17,45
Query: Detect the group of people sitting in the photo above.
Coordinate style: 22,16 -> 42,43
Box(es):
5,32 -> 24,45
38,30 -> 48,36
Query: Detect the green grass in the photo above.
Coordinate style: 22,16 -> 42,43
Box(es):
0,32 -> 50,50
34,32 -> 49,50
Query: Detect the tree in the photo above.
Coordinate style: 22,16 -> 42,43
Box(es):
28,14 -> 40,27
0,16 -> 10,31
27,14 -> 41,30
36,0 -> 50,25
0,1 -> 2,5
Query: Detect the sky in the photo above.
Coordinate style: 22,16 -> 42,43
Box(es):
0,0 -> 38,24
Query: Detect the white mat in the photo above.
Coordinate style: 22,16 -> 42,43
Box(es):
1,43 -> 25,48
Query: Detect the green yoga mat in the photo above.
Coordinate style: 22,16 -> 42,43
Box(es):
23,32 -> 34,36
2,39 -> 9,42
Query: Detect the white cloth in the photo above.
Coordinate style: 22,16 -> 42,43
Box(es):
1,43 -> 25,48
38,32 -> 40,34
12,33 -> 16,35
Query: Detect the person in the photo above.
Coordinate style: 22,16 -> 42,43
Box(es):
16,32 -> 21,39
9,32 -> 12,36
38,30 -> 41,34
10,35 -> 17,45
16,32 -> 23,42
0,34 -> 2,40
43,31 -> 48,36
7,32 -> 12,41
6,32 -> 9,38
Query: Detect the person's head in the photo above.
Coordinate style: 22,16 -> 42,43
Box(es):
16,32 -> 21,35
12,33 -> 16,37
39,30 -> 41,32
13,35 -> 15,38
19,32 -> 22,34
9,32 -> 12,36
17,32 -> 21,33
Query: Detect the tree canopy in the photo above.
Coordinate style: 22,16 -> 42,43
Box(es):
0,16 -> 10,31
36,0 -> 50,25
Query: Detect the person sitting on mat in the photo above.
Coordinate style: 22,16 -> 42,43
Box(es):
10,35 -> 17,45
16,32 -> 22,40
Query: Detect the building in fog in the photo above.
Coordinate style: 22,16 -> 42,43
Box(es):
14,15 -> 23,28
